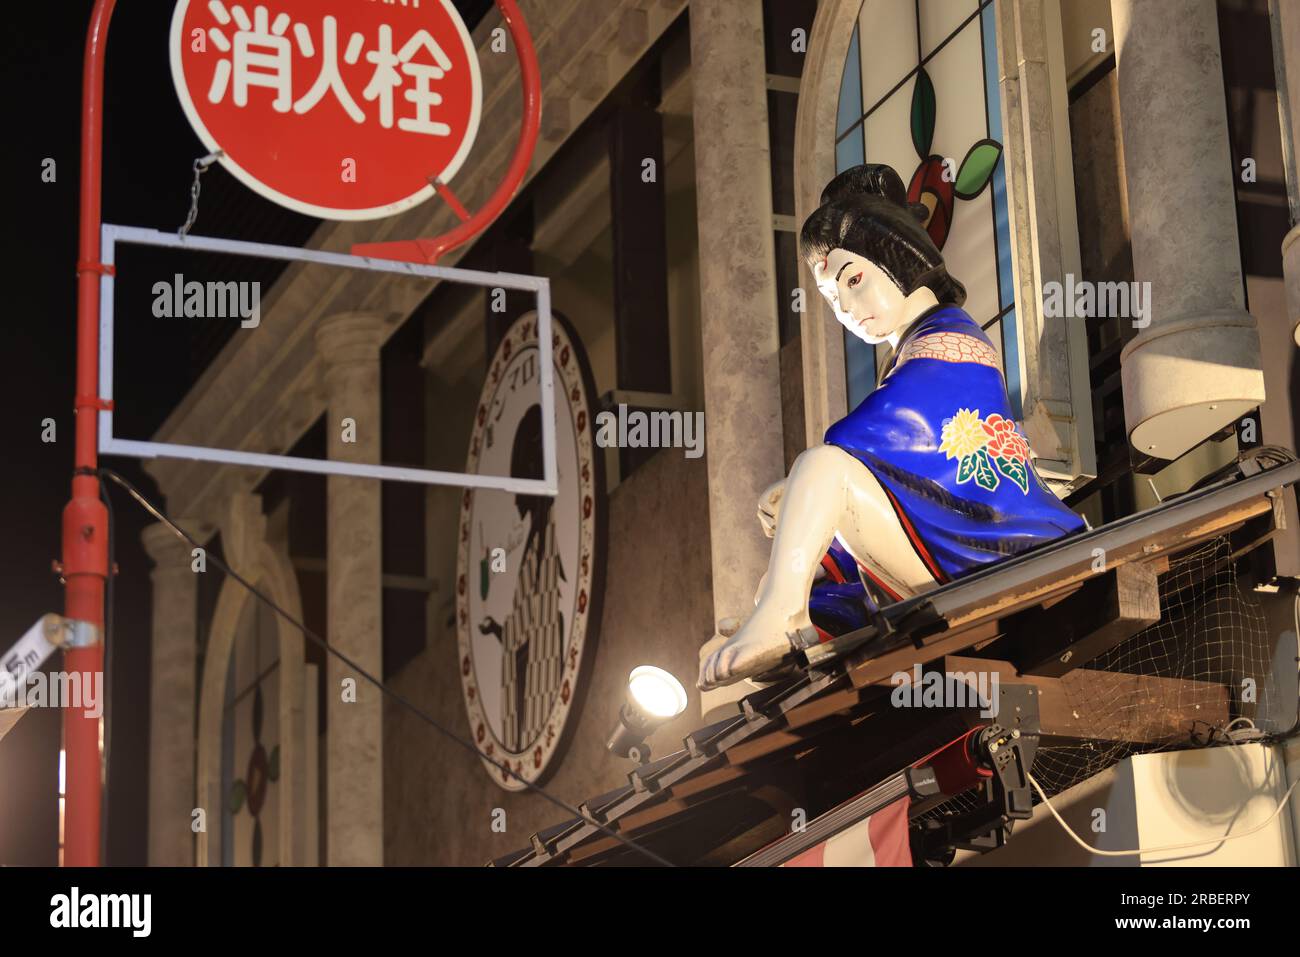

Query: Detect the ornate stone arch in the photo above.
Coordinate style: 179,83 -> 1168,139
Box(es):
195,493 -> 308,866
792,0 -> 863,449
794,0 -> 1097,489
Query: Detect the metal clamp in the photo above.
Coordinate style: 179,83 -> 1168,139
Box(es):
47,616 -> 102,649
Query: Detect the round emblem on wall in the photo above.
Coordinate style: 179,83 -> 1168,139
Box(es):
456,313 -> 605,790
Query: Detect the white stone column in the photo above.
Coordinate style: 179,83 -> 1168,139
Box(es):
143,520 -> 207,866
1268,6 -> 1300,854
691,0 -> 786,715
1267,0 -> 1300,579
1112,0 -> 1265,461
996,0 -> 1096,492
315,312 -> 386,865
1271,0 -> 1300,229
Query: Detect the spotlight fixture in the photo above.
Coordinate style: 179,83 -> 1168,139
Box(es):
606,665 -> 688,764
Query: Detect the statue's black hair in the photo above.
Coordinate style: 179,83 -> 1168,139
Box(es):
799,164 -> 965,306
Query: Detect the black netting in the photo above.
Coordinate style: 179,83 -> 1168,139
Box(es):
918,535 -> 1285,827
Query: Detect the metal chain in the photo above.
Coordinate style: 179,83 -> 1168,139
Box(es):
178,150 -> 224,238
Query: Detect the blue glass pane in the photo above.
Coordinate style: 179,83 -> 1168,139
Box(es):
837,127 -> 865,172
982,0 -> 1018,392
982,1 -> 1013,306
842,104 -> 873,410
1001,307 -> 1023,419
845,336 -> 876,411
837,24 -> 863,139
837,24 -> 874,415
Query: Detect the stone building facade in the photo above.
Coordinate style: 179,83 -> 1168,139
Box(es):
142,0 -> 1300,866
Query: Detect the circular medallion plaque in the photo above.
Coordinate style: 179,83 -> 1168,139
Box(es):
456,313 -> 604,790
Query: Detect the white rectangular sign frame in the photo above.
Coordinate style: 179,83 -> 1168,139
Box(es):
97,224 -> 557,496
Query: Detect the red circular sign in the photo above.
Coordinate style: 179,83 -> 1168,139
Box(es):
170,0 -> 482,220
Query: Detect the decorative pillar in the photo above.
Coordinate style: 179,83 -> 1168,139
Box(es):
1270,0 -> 1300,230
1267,1 -> 1300,862
690,0 -> 786,715
1267,0 -> 1300,579
1112,0 -> 1265,462
315,312 -> 386,865
143,519 -> 208,866
996,0 -> 1096,492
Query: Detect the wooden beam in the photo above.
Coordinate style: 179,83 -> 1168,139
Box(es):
994,562 -> 1161,677
846,495 -> 1270,690
850,620 -> 1003,688
939,656 -> 1229,745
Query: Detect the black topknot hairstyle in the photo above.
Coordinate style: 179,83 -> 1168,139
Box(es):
799,164 -> 965,306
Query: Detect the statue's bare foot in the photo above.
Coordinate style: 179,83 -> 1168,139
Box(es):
697,610 -> 816,691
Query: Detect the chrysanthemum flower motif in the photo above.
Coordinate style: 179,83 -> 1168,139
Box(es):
940,408 -> 990,460
982,414 -> 1030,461
942,409 -> 1033,494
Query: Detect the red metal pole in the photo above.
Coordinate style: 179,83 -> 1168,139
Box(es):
62,0 -> 116,868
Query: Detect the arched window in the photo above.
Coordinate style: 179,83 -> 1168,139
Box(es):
834,0 -> 1018,413
223,596 -> 281,867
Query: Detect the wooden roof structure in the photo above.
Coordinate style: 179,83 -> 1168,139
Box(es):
497,452 -> 1300,867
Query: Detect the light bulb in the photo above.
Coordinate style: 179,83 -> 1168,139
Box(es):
627,665 -> 687,720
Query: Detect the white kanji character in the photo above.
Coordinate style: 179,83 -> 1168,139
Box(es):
205,2 -> 311,113
293,16 -> 366,122
363,25 -> 454,136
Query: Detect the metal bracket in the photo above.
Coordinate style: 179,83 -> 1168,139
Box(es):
917,683 -> 1041,862
50,616 -> 102,649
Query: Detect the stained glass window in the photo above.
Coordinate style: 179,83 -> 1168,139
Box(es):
222,597 -> 281,867
835,0 -> 1019,415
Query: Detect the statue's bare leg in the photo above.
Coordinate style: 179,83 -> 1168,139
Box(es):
698,444 -> 937,690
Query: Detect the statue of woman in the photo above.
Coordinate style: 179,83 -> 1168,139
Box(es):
698,165 -> 1085,690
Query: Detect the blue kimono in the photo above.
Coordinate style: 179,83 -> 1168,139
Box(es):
808,305 -> 1083,636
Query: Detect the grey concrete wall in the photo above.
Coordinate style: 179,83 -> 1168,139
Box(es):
383,447 -> 714,865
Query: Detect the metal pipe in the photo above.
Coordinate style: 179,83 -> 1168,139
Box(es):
63,0 -> 117,868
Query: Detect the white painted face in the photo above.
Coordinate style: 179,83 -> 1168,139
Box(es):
812,247 -> 911,345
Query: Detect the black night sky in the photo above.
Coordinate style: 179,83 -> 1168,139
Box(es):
0,0 -> 491,866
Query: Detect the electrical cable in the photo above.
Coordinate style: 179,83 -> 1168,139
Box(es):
1184,444 -> 1296,495
1027,770 -> 1300,859
1221,717 -> 1264,742
97,468 -> 672,867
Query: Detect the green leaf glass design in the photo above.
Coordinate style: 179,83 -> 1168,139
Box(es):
910,68 -> 936,158
954,139 -> 1003,200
